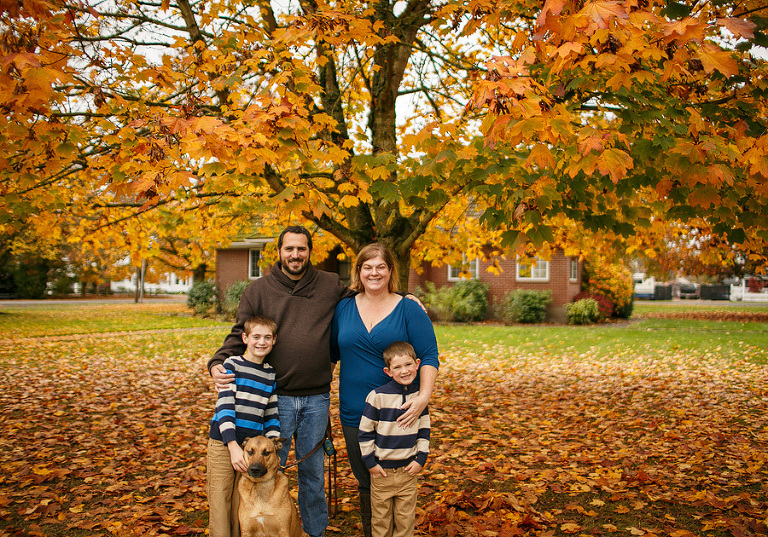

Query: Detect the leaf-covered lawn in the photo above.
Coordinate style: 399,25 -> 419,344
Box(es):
0,302 -> 228,339
0,303 -> 766,537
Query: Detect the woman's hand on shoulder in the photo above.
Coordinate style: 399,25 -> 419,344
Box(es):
397,391 -> 429,429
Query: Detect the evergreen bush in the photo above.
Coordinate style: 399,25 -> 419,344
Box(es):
572,291 -> 614,319
566,298 -> 602,325
13,257 -> 49,299
187,281 -> 217,315
415,282 -> 457,322
415,279 -> 489,322
451,279 -> 490,322
223,280 -> 250,319
495,289 -> 552,324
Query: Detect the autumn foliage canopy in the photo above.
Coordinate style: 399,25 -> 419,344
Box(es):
1,0 -> 767,277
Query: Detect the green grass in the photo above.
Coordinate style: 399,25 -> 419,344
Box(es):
0,301 -> 229,339
633,301 -> 768,315
434,313 -> 768,364
3,301 -> 766,364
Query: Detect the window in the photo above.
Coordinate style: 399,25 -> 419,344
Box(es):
249,249 -> 262,279
338,260 -> 352,285
448,257 -> 480,281
516,257 -> 549,281
570,258 -> 579,281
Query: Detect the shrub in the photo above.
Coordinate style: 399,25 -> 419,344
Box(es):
451,279 -> 490,322
415,280 -> 489,322
572,291 -> 613,319
566,298 -> 602,325
494,289 -> 552,324
748,278 -> 766,293
13,257 -> 49,299
582,259 -> 634,318
223,280 -> 250,319
187,280 -> 217,315
614,294 -> 634,319
415,282 -> 454,322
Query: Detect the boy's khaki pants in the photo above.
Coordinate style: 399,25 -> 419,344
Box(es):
207,438 -> 241,537
370,467 -> 419,537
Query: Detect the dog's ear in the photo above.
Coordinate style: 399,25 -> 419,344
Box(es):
272,437 -> 286,451
241,437 -> 251,448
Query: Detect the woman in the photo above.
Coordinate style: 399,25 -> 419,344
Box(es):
331,243 -> 439,537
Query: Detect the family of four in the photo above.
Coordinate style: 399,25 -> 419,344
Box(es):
206,226 -> 440,537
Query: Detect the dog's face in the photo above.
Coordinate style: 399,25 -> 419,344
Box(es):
241,436 -> 284,481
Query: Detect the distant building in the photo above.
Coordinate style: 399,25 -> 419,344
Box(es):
110,272 -> 193,294
215,238 -> 582,322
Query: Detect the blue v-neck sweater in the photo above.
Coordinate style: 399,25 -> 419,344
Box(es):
331,297 -> 439,427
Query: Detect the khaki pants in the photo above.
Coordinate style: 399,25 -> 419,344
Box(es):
370,467 -> 419,537
207,438 -> 241,537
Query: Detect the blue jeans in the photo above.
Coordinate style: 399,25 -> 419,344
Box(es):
278,393 -> 330,537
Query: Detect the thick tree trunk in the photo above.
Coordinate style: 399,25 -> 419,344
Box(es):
392,249 -> 412,292
192,263 -> 207,283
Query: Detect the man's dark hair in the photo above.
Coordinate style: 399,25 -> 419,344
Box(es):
277,225 -> 313,251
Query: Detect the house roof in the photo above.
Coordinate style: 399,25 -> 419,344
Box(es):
223,235 -> 274,249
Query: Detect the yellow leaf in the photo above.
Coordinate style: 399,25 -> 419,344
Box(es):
698,45 -> 738,77
556,42 -> 583,58
526,144 -> 555,170
596,148 -> 634,183
339,195 -> 360,208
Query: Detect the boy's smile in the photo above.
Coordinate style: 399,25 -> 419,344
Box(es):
242,325 -> 276,363
384,354 -> 420,386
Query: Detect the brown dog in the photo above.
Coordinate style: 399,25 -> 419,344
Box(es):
238,436 -> 308,537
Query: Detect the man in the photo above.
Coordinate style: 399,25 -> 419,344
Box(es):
208,225 -> 353,537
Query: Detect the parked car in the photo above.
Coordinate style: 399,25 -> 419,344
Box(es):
679,282 -> 699,299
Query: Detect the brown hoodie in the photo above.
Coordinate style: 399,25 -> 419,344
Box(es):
208,262 -> 354,396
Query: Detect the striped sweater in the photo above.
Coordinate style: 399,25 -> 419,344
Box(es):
209,355 -> 280,446
359,379 -> 430,470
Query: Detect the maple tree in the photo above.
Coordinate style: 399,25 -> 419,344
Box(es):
2,0 -> 768,286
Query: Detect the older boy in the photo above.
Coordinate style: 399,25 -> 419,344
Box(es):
207,316 -> 281,537
358,341 -> 431,537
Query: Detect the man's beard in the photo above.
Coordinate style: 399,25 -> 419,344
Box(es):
280,256 -> 308,276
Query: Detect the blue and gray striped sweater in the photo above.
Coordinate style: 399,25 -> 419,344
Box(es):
209,356 -> 280,445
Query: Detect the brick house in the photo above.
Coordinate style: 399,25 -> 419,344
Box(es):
407,250 -> 582,322
215,238 -> 582,322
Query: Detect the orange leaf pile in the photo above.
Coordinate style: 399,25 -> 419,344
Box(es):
1,319 -> 767,536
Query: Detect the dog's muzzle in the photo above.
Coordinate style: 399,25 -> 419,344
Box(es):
247,463 -> 268,478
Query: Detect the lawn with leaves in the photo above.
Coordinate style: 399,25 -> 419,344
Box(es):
0,302 -> 765,537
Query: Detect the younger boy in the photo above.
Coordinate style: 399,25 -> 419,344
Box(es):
207,315 -> 281,537
359,341 -> 430,537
